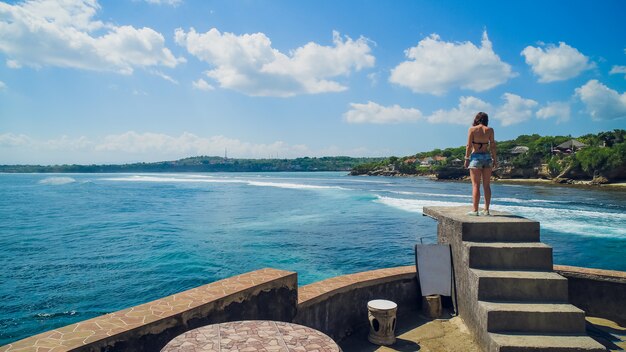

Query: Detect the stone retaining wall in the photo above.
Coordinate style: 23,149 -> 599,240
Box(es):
0,268 -> 297,352
2,263 -> 624,352
0,266 -> 419,352
554,265 -> 626,326
294,266 -> 420,341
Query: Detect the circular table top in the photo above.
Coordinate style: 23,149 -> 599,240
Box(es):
368,299 -> 397,310
161,320 -> 341,352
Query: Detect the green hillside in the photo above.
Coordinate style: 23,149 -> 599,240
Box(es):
351,130 -> 626,183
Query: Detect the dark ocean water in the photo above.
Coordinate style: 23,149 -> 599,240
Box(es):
1,172 -> 624,345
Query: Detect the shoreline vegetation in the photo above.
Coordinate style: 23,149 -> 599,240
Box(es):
350,129 -> 626,187
0,156 -> 385,173
1,130 -> 624,187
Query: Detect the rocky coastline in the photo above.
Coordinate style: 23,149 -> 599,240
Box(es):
350,165 -> 626,187
350,130 -> 626,188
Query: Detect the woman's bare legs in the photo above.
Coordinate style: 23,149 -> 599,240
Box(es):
482,167 -> 493,211
470,168 -> 482,212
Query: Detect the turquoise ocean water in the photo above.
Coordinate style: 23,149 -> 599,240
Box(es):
1,172 -> 625,344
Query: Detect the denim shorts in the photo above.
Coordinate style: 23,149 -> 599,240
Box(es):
468,153 -> 493,169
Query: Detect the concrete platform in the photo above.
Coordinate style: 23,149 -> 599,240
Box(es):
339,314 -> 624,352
586,317 -> 626,351
423,206 -> 540,242
340,313 -> 481,352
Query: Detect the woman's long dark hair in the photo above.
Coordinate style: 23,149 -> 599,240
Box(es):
473,112 -> 489,126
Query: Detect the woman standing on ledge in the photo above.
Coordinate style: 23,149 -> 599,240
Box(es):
464,112 -> 497,216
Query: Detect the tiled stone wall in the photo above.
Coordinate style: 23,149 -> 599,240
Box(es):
1,266 -> 420,352
295,266 -> 420,341
0,268 -> 297,352
554,265 -> 626,326
3,262 -> 624,352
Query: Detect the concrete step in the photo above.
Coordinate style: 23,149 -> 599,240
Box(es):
461,221 -> 540,242
480,301 -> 587,334
489,332 -> 606,352
466,242 -> 553,270
472,269 -> 569,302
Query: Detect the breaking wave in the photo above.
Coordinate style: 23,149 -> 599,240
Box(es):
38,177 -> 76,185
102,175 -> 349,191
373,195 -> 626,239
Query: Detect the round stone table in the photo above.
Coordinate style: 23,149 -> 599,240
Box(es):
161,320 -> 341,352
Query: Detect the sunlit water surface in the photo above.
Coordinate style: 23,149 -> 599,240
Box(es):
1,172 -> 625,344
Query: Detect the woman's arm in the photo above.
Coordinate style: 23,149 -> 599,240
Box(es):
464,128 -> 472,168
490,128 -> 498,168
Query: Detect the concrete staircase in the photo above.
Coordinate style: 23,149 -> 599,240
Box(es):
424,206 -> 606,352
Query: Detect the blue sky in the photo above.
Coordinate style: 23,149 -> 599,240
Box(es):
0,0 -> 625,164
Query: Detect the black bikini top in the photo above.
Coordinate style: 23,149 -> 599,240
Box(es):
472,139 -> 489,150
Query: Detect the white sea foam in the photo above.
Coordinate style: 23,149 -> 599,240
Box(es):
382,190 -> 472,199
498,204 -> 626,239
374,196 -> 463,213
38,177 -> 76,185
335,177 -> 391,184
497,204 -> 626,222
102,175 -> 244,184
35,310 -> 76,318
247,181 -> 347,190
373,195 -> 626,239
232,213 -> 324,229
102,175 -> 349,191
378,192 -> 565,204
493,197 -> 568,204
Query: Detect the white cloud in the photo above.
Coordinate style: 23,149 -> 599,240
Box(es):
152,70 -> 179,84
143,0 -> 182,6
0,133 -> 32,147
367,72 -> 379,86
610,65 -> 626,78
352,93 -> 540,126
44,135 -> 94,150
521,42 -> 594,82
389,31 -> 515,95
95,132 -> 313,158
344,101 -> 422,124
317,145 -> 388,157
0,133 -> 92,150
0,131 -> 385,163
495,93 -> 538,126
175,29 -> 375,97
575,80 -> 626,120
426,96 -> 492,125
6,60 -> 21,68
0,0 -> 185,74
192,78 -> 214,91
536,101 -> 571,123
0,80 -> 6,91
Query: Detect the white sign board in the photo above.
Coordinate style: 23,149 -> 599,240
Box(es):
415,244 -> 452,296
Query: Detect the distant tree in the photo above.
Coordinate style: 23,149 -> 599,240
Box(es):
511,153 -> 534,169
547,156 -> 563,176
576,147 -> 613,176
